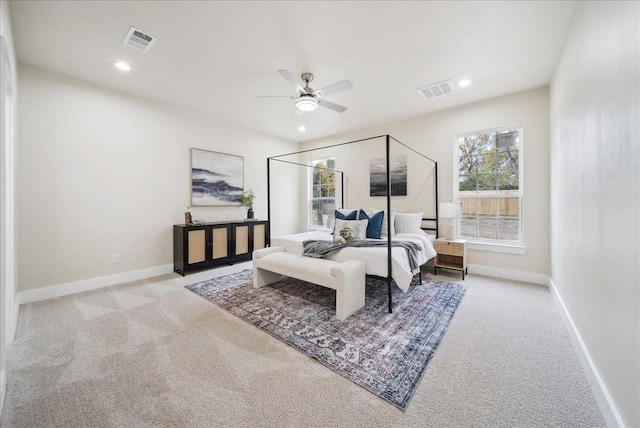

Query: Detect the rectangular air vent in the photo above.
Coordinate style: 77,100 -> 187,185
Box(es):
417,80 -> 454,100
123,27 -> 157,53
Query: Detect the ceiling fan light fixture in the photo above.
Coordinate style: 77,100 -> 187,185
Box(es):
296,96 -> 318,112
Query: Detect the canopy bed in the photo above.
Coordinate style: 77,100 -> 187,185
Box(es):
264,135 -> 439,315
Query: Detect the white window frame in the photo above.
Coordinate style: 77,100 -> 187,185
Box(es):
453,124 -> 526,254
308,156 -> 336,230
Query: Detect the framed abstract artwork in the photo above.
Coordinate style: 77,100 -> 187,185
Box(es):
191,148 -> 244,206
369,155 -> 407,196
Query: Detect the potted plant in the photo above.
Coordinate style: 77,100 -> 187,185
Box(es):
239,189 -> 255,219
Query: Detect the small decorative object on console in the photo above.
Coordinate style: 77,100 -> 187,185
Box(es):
239,189 -> 255,219
184,206 -> 192,225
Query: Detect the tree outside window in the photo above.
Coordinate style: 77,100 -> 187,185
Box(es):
310,157 -> 336,228
457,126 -> 522,244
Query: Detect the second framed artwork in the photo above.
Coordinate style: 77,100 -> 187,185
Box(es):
191,148 -> 244,206
369,155 -> 407,196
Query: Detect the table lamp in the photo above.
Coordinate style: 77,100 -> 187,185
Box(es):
439,202 -> 462,240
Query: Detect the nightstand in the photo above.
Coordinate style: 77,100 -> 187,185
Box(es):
434,238 -> 468,280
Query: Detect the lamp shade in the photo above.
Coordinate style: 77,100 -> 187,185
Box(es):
439,202 -> 462,219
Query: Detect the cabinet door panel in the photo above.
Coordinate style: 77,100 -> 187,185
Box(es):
235,225 -> 249,255
212,227 -> 228,259
253,224 -> 266,250
188,230 -> 206,264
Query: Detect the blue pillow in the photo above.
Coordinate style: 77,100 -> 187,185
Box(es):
335,209 -> 357,220
359,209 -> 384,239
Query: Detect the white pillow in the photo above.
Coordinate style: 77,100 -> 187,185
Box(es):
395,212 -> 423,234
363,208 -> 396,236
334,219 -> 369,241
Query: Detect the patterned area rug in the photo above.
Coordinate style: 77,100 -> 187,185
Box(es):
186,269 -> 466,410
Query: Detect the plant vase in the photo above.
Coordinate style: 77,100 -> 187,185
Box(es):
240,189 -> 256,220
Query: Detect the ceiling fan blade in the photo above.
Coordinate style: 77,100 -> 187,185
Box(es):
279,69 -> 305,94
294,108 -> 304,117
315,79 -> 353,98
318,99 -> 347,113
256,95 -> 295,98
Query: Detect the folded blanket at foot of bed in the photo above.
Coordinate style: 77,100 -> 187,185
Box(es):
302,239 -> 422,271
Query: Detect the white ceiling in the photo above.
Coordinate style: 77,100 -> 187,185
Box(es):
9,1 -> 576,143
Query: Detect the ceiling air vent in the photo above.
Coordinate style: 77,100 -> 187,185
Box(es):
123,27 -> 157,53
417,80 -> 454,100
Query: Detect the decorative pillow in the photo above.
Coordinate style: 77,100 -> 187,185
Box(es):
395,212 -> 423,234
358,209 -> 384,239
327,208 -> 358,235
335,209 -> 358,220
363,208 -> 396,236
334,219 -> 369,241
330,209 -> 358,234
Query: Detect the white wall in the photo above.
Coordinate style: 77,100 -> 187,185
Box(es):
550,2 -> 640,427
0,0 -> 18,415
302,87 -> 551,277
16,65 -> 299,294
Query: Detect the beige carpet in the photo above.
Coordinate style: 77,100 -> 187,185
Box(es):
1,263 -> 605,427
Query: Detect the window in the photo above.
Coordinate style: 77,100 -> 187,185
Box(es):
456,125 -> 523,248
309,157 -> 336,228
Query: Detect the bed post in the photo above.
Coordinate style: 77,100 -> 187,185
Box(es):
385,135 -> 393,314
267,157 -> 271,243
435,161 -> 439,238
341,173 -> 344,208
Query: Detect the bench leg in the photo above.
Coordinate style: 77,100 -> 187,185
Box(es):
331,260 -> 366,321
335,280 -> 365,321
253,267 -> 283,289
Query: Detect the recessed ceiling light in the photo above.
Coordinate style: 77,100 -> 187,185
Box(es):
459,79 -> 472,88
298,126 -> 306,132
115,61 -> 131,71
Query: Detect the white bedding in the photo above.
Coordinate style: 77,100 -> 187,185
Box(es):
270,230 -> 437,292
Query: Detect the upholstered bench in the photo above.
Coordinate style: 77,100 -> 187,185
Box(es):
252,246 -> 366,321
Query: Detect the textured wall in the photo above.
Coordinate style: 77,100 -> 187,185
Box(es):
0,0 -> 18,414
550,2 -> 640,426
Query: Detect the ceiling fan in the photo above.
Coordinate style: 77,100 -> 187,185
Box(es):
259,70 -> 353,116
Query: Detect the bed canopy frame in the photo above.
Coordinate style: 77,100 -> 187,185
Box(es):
266,134 -> 439,313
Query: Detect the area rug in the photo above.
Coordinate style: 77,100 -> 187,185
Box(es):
186,269 -> 466,410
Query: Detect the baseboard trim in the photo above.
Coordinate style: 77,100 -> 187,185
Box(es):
16,264 -> 175,305
0,369 -> 5,416
467,264 -> 549,286
9,301 -> 18,342
548,278 -> 624,428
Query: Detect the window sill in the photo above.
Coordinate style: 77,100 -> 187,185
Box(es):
466,241 -> 527,254
307,226 -> 332,233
